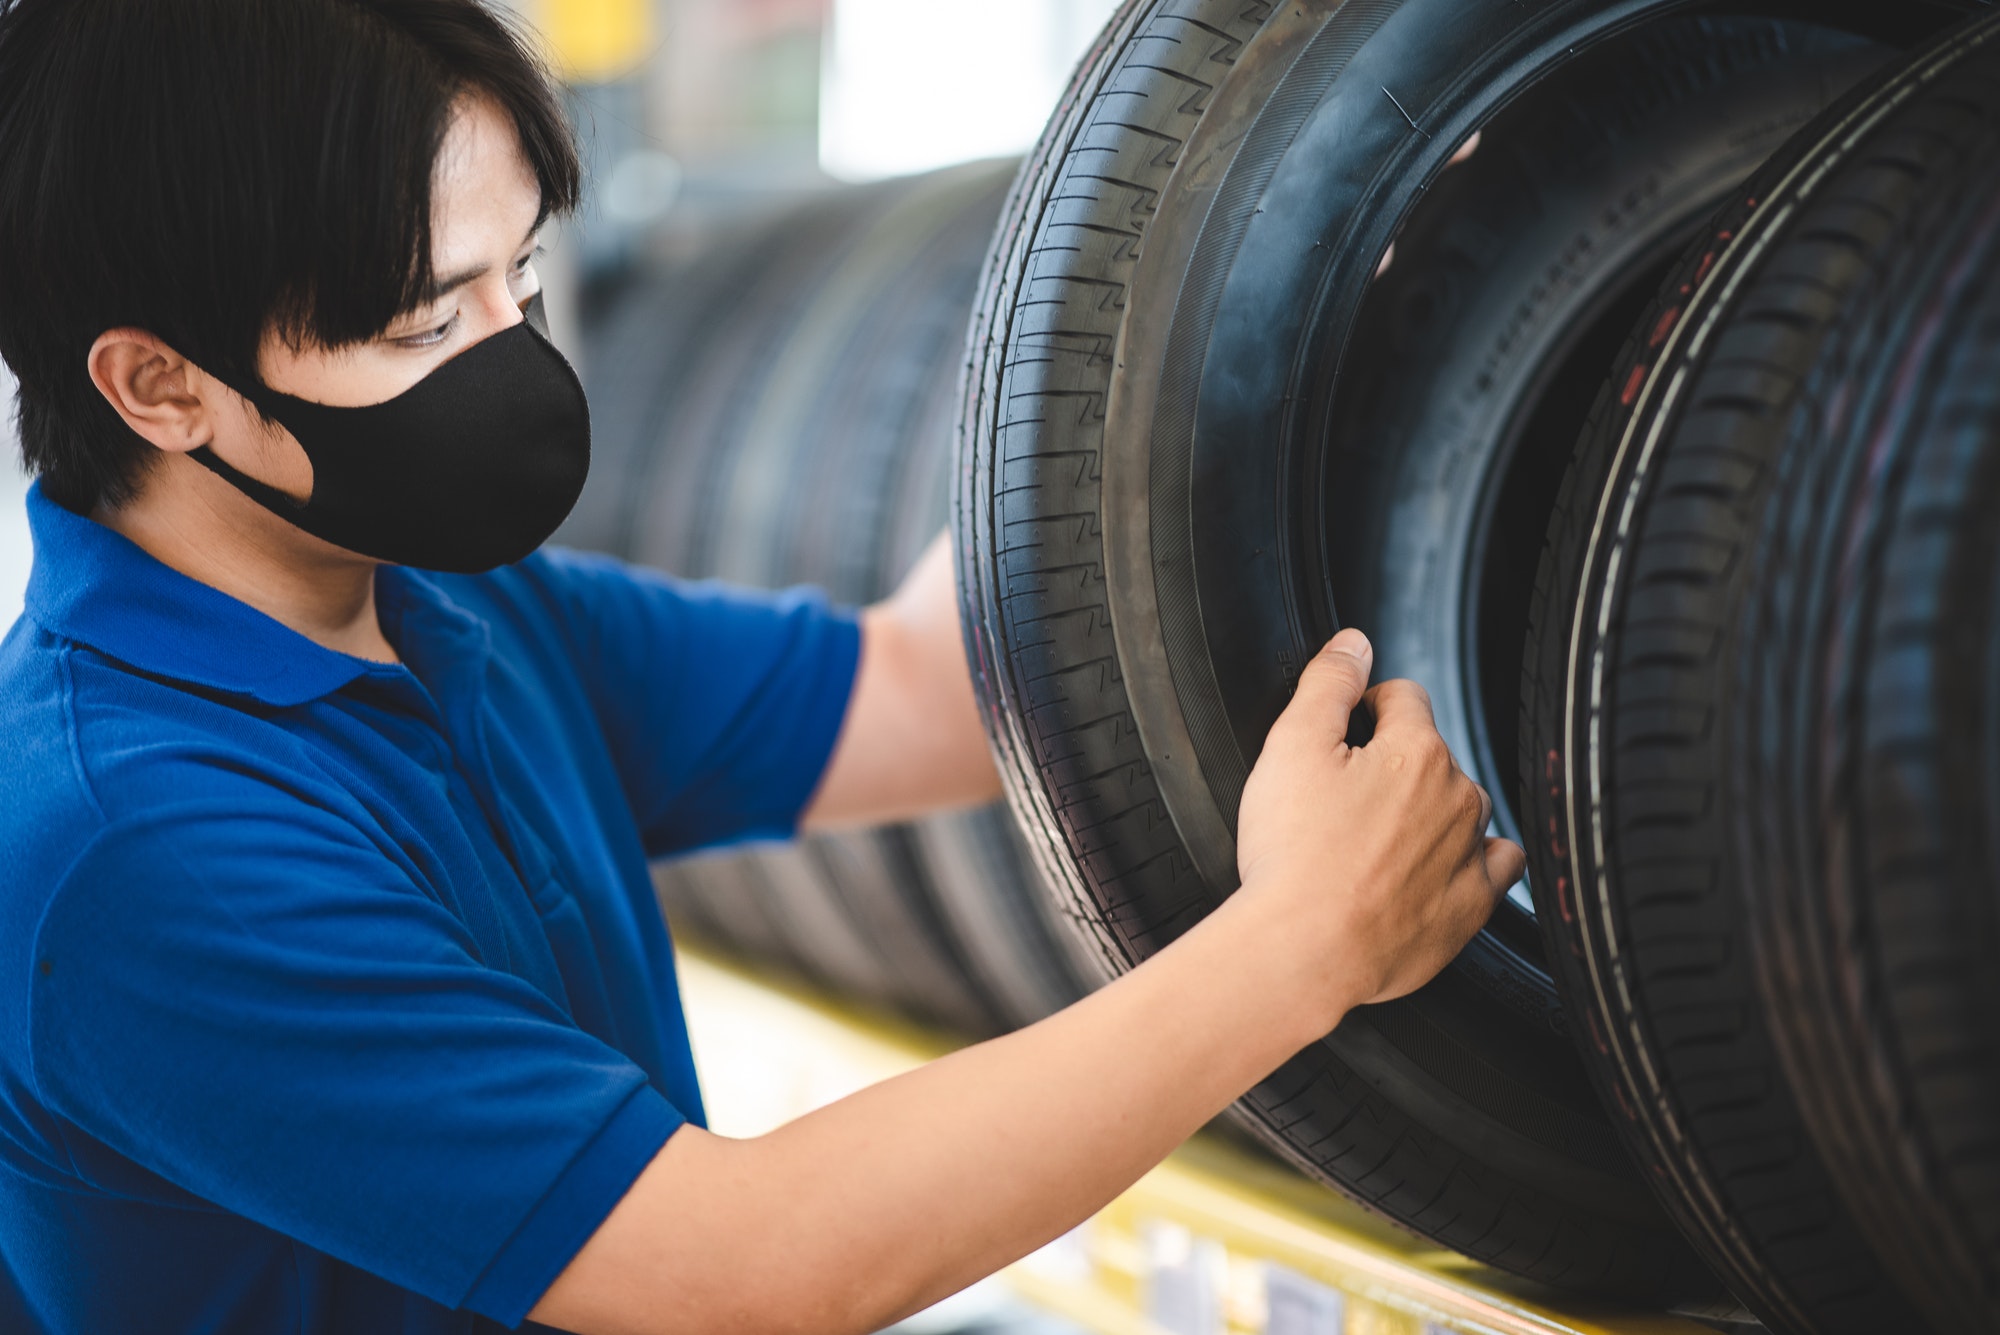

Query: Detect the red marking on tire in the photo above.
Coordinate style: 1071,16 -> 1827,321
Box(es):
1692,251 -> 1717,287
1612,1080 -> 1636,1122
1619,363 -> 1648,407
1586,1008 -> 1610,1056
1543,748 -> 1560,783
1556,875 -> 1574,924
1648,306 -> 1681,349
1547,817 -> 1567,861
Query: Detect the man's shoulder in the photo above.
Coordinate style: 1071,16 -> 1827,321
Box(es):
439,546 -> 818,629
428,546 -> 820,681
420,546 -> 618,656
1,616 -> 113,873
432,543 -> 615,594
0,614 -> 331,904
0,617 -> 400,1072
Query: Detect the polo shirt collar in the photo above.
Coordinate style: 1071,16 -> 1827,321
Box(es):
20,481 -> 481,708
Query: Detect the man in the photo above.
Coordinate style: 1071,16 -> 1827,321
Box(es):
0,2 -> 1524,1332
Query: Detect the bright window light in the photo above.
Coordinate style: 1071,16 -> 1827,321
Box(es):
1,363 -> 30,628
820,0 -> 1122,181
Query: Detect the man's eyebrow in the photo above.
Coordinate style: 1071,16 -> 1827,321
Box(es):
415,223 -> 543,305
419,260 -> 491,305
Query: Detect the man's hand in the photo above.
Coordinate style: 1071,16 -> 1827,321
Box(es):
801,532 -> 1002,829
1231,628 -> 1525,1028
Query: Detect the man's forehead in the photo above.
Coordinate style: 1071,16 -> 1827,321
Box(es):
430,95 -> 543,269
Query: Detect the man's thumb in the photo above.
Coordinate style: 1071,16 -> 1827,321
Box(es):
1289,629 -> 1374,744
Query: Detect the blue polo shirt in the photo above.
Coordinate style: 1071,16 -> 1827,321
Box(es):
0,484 -> 861,1334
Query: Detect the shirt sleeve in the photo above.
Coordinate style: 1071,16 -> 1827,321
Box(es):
509,547 -> 863,858
27,795 -> 684,1327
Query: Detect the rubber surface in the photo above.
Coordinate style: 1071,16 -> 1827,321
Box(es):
568,162 -> 1096,1033
1321,16 -> 1884,919
1729,24 -> 2000,1331
1517,12 -> 2000,1331
953,0 -> 1972,1301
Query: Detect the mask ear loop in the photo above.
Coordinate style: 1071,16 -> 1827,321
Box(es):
186,363 -> 313,513
187,440 -> 311,515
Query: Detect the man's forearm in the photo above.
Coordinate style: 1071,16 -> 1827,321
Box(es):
533,891 -> 1347,1335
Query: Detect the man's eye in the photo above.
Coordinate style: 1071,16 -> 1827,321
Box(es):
512,243 -> 546,276
395,313 -> 459,349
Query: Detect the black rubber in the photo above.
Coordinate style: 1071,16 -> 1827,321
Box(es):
1730,29 -> 2000,1333
953,0 -> 1973,1302
1322,16 -> 1886,925
1517,12 -> 2000,1332
568,162 -> 1096,1034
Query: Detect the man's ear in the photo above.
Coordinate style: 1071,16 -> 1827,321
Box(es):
86,329 -> 217,455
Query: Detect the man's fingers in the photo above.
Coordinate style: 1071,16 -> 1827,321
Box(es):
1360,678 -> 1437,740
1288,629 -> 1374,744
1481,836 -> 1527,894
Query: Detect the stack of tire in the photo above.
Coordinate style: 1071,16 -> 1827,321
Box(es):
954,1 -> 1999,1331
563,160 -> 1105,1038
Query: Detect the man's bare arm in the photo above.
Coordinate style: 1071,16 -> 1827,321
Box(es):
801,532 -> 1000,830
532,633 -> 1526,1335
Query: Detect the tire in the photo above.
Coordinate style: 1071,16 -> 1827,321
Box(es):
953,0 -> 1975,1302
1326,16 -> 1886,914
1517,13 -> 2000,1332
1730,31 -> 2000,1333
570,162 -> 1095,1033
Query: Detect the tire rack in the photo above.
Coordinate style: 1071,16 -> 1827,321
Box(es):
677,946 -> 1720,1335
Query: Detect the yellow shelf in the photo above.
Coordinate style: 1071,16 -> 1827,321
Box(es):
677,948 -> 1715,1335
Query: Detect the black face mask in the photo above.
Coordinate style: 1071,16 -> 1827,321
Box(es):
191,293 -> 590,574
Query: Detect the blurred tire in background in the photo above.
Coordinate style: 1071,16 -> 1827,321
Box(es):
560,159 -> 1103,1035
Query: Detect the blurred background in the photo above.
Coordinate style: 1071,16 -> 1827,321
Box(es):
516,0 -> 1115,356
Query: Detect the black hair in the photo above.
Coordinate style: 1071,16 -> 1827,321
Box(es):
0,0 -> 581,512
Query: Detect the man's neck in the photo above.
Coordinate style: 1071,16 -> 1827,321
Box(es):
95,455 -> 401,665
